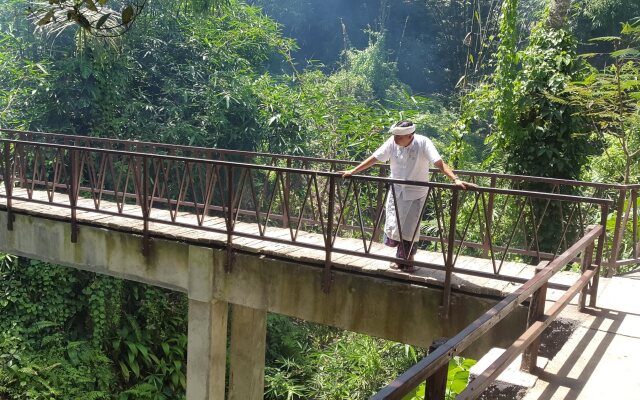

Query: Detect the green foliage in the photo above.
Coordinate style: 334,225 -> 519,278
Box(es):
0,31 -> 49,129
402,356 -> 477,400
337,31 -> 404,102
0,325 -> 115,399
0,252 -> 188,398
85,276 -> 123,346
568,20 -> 640,184
0,259 -> 83,338
492,0 -> 519,149
264,316 -> 468,400
573,0 -> 640,41
29,0 -> 231,38
487,24 -> 597,179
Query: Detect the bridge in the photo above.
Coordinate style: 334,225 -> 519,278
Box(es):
0,130 -> 639,399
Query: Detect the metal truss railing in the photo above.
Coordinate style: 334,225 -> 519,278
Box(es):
0,132 -> 614,315
2,129 -> 636,276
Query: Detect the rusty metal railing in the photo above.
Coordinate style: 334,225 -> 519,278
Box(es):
0,134 -> 613,316
2,129 -> 637,275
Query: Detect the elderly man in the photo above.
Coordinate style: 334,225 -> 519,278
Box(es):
342,121 -> 471,272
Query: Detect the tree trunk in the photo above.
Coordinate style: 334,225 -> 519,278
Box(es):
547,0 -> 572,29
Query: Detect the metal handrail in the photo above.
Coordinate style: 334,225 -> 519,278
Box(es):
2,128 -> 638,190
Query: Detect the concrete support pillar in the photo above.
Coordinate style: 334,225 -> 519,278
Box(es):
228,304 -> 267,400
187,246 -> 228,400
186,299 -> 228,400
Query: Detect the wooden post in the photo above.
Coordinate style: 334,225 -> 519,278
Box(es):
606,189 -> 626,276
590,204 -> 608,308
425,338 -> 449,400
521,262 -> 548,373
578,227 -> 596,311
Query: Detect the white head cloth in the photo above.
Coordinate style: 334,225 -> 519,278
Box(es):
389,124 -> 416,136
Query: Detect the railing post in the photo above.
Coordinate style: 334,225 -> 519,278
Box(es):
441,188 -> 459,319
521,262 -> 548,372
225,165 -> 234,272
606,188 -> 626,276
283,158 -> 291,229
425,338 -> 449,400
69,146 -> 79,243
322,175 -> 335,293
141,155 -> 151,257
633,189 -> 638,260
373,165 -> 387,242
578,227 -> 596,312
483,176 -> 497,257
590,204 -> 609,308
3,142 -> 14,230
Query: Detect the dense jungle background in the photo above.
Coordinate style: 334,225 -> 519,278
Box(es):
1,0 -> 639,398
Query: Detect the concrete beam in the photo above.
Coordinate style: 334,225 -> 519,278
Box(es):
0,211 -> 188,292
213,251 -> 528,355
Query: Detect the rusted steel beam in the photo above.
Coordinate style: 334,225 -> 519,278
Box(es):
633,189 -> 638,260
425,338 -> 449,400
322,175 -> 336,293
590,204 -> 608,307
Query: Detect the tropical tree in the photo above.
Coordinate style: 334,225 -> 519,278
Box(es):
568,20 -> 640,184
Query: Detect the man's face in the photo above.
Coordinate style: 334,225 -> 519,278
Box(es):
393,134 -> 414,147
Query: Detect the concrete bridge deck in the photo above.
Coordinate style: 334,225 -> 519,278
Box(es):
520,274 -> 640,400
0,186 -> 575,297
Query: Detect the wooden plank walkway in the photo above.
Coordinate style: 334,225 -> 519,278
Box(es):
0,186 -> 568,298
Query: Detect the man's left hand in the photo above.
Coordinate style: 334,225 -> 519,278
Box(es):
454,179 -> 478,190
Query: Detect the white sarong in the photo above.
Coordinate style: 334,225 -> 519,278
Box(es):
384,188 -> 427,243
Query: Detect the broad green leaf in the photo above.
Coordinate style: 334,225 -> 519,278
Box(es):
96,13 -> 110,29
119,361 -> 130,381
611,48 -> 640,59
129,359 -> 140,377
588,36 -> 621,43
122,5 -> 134,25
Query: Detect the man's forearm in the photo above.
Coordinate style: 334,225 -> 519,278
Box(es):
349,155 -> 378,175
434,160 -> 459,182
